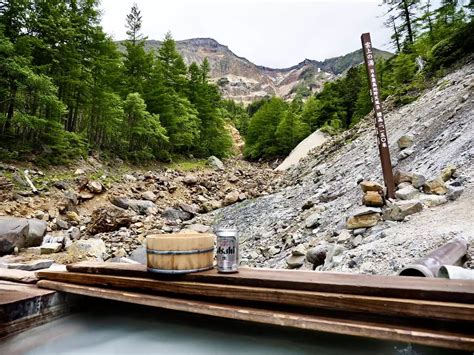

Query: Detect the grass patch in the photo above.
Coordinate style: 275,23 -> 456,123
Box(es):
166,159 -> 208,171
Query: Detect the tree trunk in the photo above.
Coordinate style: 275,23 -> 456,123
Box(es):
403,0 -> 414,44
2,84 -> 17,135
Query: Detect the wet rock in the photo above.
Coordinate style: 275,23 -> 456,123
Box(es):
423,177 -> 448,195
397,134 -> 414,149
224,191 -> 240,206
40,242 -> 62,254
359,181 -> 384,194
395,185 -> 420,200
305,212 -> 321,228
346,213 -> 380,229
162,207 -> 192,221
383,200 -> 423,221
286,255 -> 305,269
362,191 -> 384,207
25,219 -> 47,247
68,239 -> 106,260
0,217 -> 29,255
208,156 -> 224,170
306,245 -> 327,268
141,191 -> 156,202
5,259 -> 53,271
88,207 -> 133,234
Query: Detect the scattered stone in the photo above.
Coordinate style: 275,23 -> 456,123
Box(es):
87,180 -> 103,193
394,170 -> 413,185
55,218 -> 69,230
352,207 -> 382,216
306,245 -> 328,269
162,207 -> 192,221
359,181 -> 384,194
186,224 -> 210,233
383,200 -> 423,221
395,185 -> 420,200
88,207 -> 133,234
201,200 -> 222,212
440,164 -> 456,182
352,228 -> 366,236
79,191 -> 95,200
0,268 -> 38,284
179,203 -> 199,215
68,239 -> 106,260
128,199 -> 157,215
399,148 -> 414,160
141,191 -> 156,202
0,217 -> 29,255
123,174 -> 137,182
224,191 -> 240,206
74,168 -> 85,176
362,191 -> 384,207
301,200 -> 314,210
346,213 -> 380,229
423,177 -> 448,195
286,254 -> 305,269
397,134 -> 414,149
40,242 -> 62,254
208,156 -> 224,170
352,235 -> 363,247
110,196 -> 130,209
66,211 -> 81,223
419,194 -> 448,207
447,185 -> 464,201
292,244 -> 306,256
411,173 -> 427,189
6,259 -> 53,271
305,212 -> 321,228
183,175 -> 198,185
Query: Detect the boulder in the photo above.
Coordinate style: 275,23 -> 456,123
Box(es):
110,196 -> 130,209
25,219 -> 47,247
286,255 -> 305,269
306,245 -> 327,267
162,207 -> 192,221
411,173 -> 427,189
0,217 -> 29,255
423,177 -> 448,195
383,200 -> 423,221
419,194 -> 448,207
40,242 -> 62,254
397,134 -> 414,149
305,212 -> 321,228
88,207 -> 133,234
440,164 -> 456,182
394,170 -> 413,185
447,185 -> 464,201
292,244 -> 306,256
359,181 -> 384,194
395,185 -> 420,200
208,156 -> 224,170
68,239 -> 106,260
346,213 -> 380,229
141,191 -> 156,202
224,191 -> 240,206
362,191 -> 384,207
87,180 -> 103,194
128,199 -> 157,215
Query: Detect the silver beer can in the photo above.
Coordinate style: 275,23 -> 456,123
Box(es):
215,228 -> 239,273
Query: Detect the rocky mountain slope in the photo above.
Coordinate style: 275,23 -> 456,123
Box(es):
196,62 -> 474,275
124,38 -> 391,103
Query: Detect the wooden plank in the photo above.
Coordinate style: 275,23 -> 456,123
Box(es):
66,262 -> 474,303
37,280 -> 474,351
37,271 -> 474,322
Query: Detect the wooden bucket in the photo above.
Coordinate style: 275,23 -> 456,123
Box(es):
146,233 -> 215,274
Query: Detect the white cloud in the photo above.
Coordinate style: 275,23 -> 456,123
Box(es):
100,0 -> 392,68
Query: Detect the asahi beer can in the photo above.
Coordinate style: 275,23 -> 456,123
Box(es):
215,228 -> 239,273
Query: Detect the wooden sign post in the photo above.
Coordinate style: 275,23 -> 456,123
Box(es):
360,32 -> 395,199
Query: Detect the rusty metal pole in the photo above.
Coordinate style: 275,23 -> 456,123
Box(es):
361,33 -> 396,199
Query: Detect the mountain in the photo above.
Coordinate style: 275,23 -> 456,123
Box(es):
124,38 -> 392,103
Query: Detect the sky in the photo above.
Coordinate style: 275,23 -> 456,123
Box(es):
99,0 -> 393,68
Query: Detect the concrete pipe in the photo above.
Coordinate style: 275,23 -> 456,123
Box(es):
438,265 -> 474,280
398,237 -> 468,278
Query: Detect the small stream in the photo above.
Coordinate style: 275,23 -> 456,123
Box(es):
1,301 -> 467,355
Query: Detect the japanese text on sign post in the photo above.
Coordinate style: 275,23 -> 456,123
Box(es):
361,32 -> 395,199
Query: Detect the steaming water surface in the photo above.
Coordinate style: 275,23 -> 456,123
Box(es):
0,302 -> 466,355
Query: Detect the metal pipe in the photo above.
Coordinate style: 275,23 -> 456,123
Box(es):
398,237 -> 468,277
438,265 -> 474,280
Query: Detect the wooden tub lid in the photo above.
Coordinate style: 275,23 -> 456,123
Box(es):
146,233 -> 215,252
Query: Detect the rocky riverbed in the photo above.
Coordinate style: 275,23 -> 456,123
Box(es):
1,63 -> 473,276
